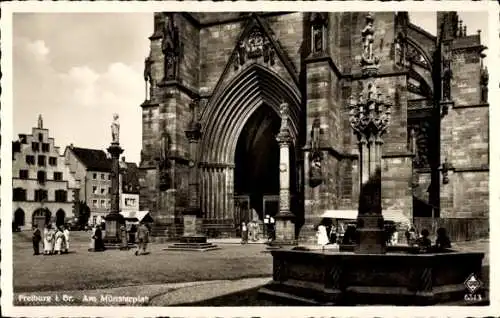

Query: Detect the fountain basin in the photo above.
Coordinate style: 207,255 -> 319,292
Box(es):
258,247 -> 485,305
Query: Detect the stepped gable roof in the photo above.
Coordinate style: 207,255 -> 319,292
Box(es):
71,147 -> 112,172
122,162 -> 140,194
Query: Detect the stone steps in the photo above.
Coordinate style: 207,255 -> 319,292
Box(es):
163,242 -> 220,252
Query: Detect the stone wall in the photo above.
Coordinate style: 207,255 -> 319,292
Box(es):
439,25 -> 489,219
139,12 -> 489,240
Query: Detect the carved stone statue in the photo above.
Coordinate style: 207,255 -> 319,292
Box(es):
394,33 -> 405,67
238,42 -> 246,65
38,114 -> 43,129
480,66 -> 489,103
143,57 -> 153,100
111,113 -> 120,144
361,14 -> 375,63
311,119 -> 321,152
162,14 -> 180,81
442,54 -> 453,101
310,13 -> 327,54
313,27 -> 323,53
309,119 -> 323,187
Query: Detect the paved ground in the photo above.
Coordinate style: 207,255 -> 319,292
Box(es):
11,232 -> 489,306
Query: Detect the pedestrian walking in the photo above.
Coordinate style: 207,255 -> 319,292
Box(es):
317,223 -> 329,250
93,225 -> 105,252
44,224 -> 55,255
89,225 -> 96,252
32,225 -> 42,255
120,224 -> 128,250
63,225 -> 70,253
241,222 -> 248,244
54,226 -> 65,255
135,222 -> 150,256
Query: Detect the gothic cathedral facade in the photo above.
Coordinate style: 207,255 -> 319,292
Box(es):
139,12 -> 489,240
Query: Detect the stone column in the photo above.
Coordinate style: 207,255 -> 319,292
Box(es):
273,102 -> 296,246
104,115 -> 125,246
349,83 -> 391,254
346,13 -> 392,254
182,100 -> 205,243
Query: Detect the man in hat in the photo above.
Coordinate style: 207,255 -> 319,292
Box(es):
32,224 -> 42,255
135,222 -> 150,256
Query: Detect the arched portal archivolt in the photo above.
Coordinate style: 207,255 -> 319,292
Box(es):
200,63 -> 301,164
198,63 -> 301,222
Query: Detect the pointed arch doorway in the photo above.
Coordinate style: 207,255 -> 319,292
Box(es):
199,64 -> 301,234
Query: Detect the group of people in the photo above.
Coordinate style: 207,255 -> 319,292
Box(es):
315,220 -> 453,253
32,223 -> 70,255
405,226 -> 452,252
240,215 -> 276,244
88,222 -> 150,255
240,220 -> 260,244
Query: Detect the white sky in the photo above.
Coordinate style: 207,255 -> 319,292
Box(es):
13,12 -> 489,165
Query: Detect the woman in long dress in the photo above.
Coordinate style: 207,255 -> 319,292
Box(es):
63,226 -> 70,253
45,224 -> 56,255
43,225 -> 50,255
89,226 -> 96,252
54,227 -> 65,255
317,224 -> 329,249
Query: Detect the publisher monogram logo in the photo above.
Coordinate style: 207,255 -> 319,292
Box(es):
464,274 -> 482,294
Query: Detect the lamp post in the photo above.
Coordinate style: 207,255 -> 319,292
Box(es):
348,82 -> 392,254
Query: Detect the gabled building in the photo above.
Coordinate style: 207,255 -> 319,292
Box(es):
64,147 -> 141,225
12,115 -> 80,230
64,145 -> 113,224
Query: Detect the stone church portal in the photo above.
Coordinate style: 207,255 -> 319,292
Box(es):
138,12 -> 489,242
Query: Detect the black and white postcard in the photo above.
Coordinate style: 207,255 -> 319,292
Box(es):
1,1 -> 499,317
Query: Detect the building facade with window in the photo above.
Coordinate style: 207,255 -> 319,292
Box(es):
64,145 -> 113,225
119,158 -> 140,213
12,116 -> 80,230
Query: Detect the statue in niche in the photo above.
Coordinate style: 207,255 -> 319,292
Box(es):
313,26 -> 323,53
480,66 -> 488,103
262,39 -> 275,65
409,127 -> 417,154
309,119 -> 323,188
246,28 -> 265,59
394,33 -> 405,67
143,57 -> 153,100
162,14 -> 180,81
310,13 -> 327,54
38,114 -> 43,129
233,41 -> 246,69
111,113 -> 120,144
442,51 -> 453,101
160,131 -> 170,168
361,13 -> 376,65
158,130 -> 171,191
